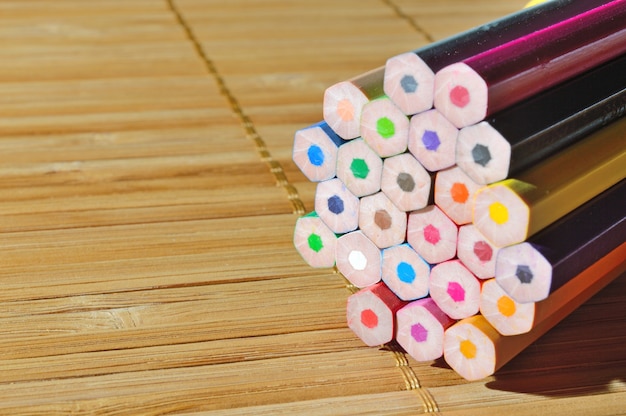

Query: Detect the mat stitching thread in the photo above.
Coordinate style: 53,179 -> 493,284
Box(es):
381,0 -> 436,43
165,0 -> 306,216
384,342 -> 440,413
377,1 -> 440,412
337,270 -> 439,412
169,0 -> 438,411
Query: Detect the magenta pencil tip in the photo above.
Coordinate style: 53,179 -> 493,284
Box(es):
434,63 -> 488,128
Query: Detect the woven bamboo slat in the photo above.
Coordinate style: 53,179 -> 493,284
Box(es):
0,0 -> 623,414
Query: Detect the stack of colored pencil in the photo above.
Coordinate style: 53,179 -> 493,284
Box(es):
291,0 -> 626,381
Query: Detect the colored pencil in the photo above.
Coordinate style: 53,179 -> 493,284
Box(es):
455,54 -> 626,185
434,165 -> 482,225
323,68 -> 385,140
479,278 -> 536,336
336,138 -> 383,197
456,224 -> 501,280
358,192 -> 408,249
346,281 -> 408,347
381,243 -> 430,301
407,205 -> 458,264
380,152 -> 432,213
293,212 -> 338,269
429,259 -> 482,320
472,116 -> 626,248
383,0 -> 612,116
407,109 -> 458,172
335,230 -> 382,289
529,243 -> 625,329
383,52 -> 435,116
314,177 -> 360,235
495,180 -> 625,303
292,121 -> 344,182
434,0 -> 626,128
293,0 -> 626,381
443,242 -> 626,381
360,97 -> 410,158
396,297 -> 455,361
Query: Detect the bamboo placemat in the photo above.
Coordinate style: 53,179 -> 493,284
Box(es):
0,1 -> 623,414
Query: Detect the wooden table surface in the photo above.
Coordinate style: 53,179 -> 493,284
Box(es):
0,1 -> 624,414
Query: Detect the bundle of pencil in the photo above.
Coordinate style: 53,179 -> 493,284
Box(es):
291,0 -> 626,381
